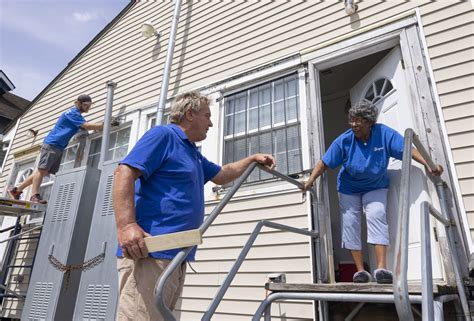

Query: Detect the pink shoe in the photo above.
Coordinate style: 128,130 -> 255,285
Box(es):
7,187 -> 22,200
30,194 -> 47,204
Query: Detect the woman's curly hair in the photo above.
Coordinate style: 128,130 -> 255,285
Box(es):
348,101 -> 378,124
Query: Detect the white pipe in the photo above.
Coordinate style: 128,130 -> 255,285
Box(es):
99,81 -> 116,168
156,0 -> 182,125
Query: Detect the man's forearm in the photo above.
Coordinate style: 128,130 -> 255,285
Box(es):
112,166 -> 138,229
213,155 -> 256,185
81,122 -> 103,131
222,156 -> 255,180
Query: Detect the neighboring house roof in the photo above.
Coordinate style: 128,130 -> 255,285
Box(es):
0,84 -> 30,135
0,70 -> 15,94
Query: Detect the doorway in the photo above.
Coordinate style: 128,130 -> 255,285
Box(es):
310,40 -> 445,283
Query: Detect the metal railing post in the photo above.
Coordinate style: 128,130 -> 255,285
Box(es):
413,133 -> 470,320
393,128 -> 414,321
393,128 -> 471,321
421,201 -> 434,321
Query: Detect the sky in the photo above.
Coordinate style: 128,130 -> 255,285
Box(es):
0,0 -> 129,101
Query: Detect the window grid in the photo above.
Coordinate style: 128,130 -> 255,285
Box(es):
223,74 -> 302,183
58,143 -> 79,173
87,126 -> 131,168
363,78 -> 394,104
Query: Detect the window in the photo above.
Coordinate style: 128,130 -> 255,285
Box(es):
363,78 -> 394,104
87,126 -> 131,168
58,143 -> 80,172
223,74 -> 302,183
148,112 -> 170,129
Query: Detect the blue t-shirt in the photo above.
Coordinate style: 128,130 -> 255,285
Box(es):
117,124 -> 221,261
322,123 -> 405,194
44,106 -> 86,150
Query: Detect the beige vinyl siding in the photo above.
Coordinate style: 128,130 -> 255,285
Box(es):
0,1 -> 466,189
182,191 -> 313,319
0,1 -> 473,319
421,2 -> 474,237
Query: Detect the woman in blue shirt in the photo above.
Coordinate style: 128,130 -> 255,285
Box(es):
303,101 -> 443,283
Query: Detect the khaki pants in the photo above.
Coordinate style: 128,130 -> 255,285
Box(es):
116,257 -> 187,321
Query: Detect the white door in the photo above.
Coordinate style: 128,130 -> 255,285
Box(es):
350,46 -> 443,281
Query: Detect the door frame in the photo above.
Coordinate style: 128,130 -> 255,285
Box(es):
304,13 -> 470,283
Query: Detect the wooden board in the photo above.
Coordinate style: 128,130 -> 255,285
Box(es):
144,229 -> 202,252
265,282 -> 457,295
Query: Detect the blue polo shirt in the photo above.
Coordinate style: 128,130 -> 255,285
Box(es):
322,123 -> 405,194
44,107 -> 86,150
117,124 -> 221,261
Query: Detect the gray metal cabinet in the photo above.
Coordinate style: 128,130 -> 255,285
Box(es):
21,166 -> 100,321
73,162 -> 120,321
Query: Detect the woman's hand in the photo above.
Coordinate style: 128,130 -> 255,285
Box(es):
428,164 -> 444,176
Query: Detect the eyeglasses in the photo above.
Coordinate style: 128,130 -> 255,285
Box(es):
348,118 -> 367,126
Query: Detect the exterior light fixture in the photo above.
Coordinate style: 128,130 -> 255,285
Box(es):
344,0 -> 358,15
141,22 -> 158,38
26,128 -> 38,138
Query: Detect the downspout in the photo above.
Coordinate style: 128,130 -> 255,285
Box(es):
156,0 -> 182,125
99,81 -> 116,168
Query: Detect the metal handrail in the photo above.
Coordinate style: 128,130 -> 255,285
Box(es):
393,129 -> 414,320
252,292 -> 460,321
393,128 -> 470,321
202,220 -> 319,321
0,225 -> 42,244
154,162 -> 319,320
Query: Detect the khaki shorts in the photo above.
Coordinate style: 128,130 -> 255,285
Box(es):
116,257 -> 187,321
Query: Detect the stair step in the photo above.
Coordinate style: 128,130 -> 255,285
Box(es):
266,282 -> 457,295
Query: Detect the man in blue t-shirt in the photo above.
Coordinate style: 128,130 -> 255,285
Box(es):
8,94 -> 106,203
112,91 -> 276,320
303,101 -> 443,284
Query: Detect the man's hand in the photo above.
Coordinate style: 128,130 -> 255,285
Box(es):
111,117 -> 121,127
117,222 -> 150,260
302,180 -> 313,192
253,154 -> 276,170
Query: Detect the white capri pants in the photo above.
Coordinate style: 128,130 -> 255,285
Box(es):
339,188 -> 389,251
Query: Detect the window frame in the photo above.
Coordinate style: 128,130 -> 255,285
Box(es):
220,72 -> 304,185
83,124 -> 133,169
217,71 -> 308,191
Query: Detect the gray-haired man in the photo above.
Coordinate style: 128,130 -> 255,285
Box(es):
113,91 -> 276,320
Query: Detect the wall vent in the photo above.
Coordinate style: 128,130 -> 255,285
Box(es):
82,284 -> 110,320
101,175 -> 114,216
28,282 -> 53,320
51,182 -> 76,222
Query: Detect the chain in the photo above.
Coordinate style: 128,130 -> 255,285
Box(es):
48,252 -> 105,290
